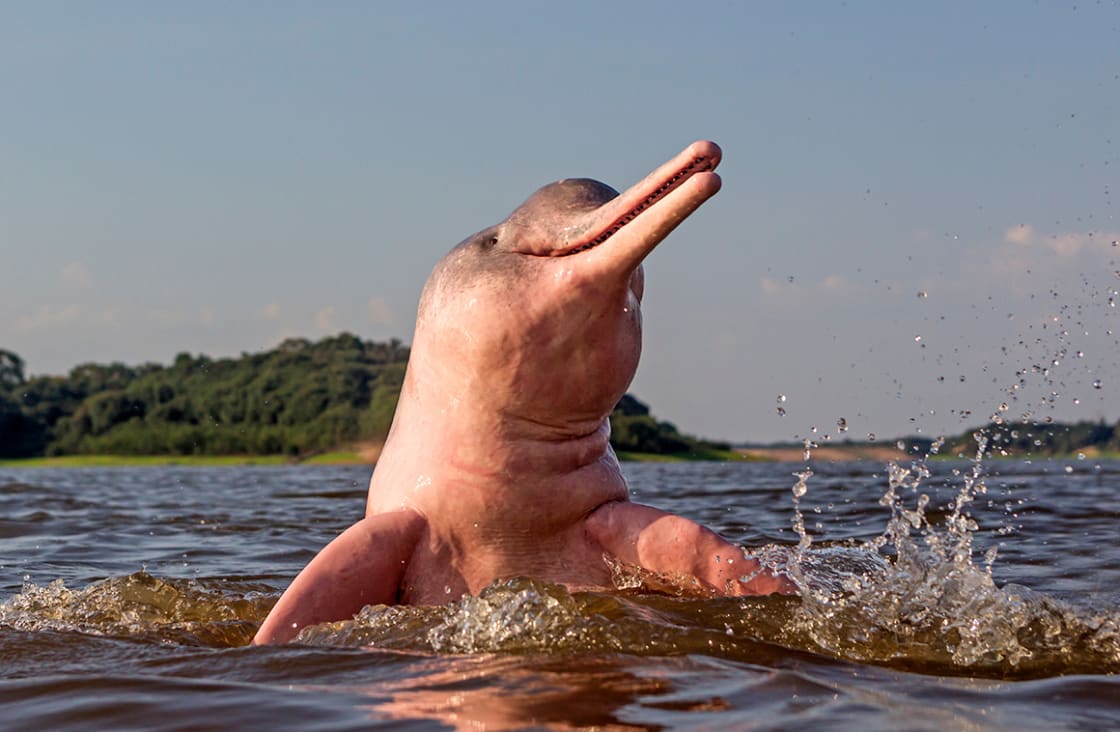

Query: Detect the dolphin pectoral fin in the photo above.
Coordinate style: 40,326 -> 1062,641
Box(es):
252,510 -> 426,645
584,501 -> 796,597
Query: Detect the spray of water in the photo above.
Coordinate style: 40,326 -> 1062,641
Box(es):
753,427 -> 1120,675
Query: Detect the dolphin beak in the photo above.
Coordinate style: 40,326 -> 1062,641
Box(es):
571,140 -> 722,277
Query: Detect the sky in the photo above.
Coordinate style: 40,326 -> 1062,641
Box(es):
2,1 -> 1118,444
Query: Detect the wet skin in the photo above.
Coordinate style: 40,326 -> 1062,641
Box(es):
253,141 -> 794,645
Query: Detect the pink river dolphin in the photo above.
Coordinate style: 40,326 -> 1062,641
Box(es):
254,141 -> 794,645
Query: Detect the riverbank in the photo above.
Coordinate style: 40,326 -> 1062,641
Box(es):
0,446 -> 755,468
736,444 -> 910,462
0,452 -> 366,468
5,445 -> 1112,468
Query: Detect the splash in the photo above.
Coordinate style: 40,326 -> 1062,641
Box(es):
772,437 -> 1120,677
0,571 -> 267,647
294,577 -> 795,658
289,438 -> 1120,678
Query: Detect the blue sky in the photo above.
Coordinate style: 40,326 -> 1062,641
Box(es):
2,2 -> 1118,443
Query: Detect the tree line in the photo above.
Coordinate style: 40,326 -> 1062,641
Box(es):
947,419 -> 1120,458
0,335 -> 717,459
7,335 -> 1109,461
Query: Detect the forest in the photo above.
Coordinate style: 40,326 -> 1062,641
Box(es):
0,335 -> 721,459
945,418 -> 1120,458
2,335 -> 1115,460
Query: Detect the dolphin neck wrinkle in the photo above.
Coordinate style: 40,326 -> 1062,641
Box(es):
433,413 -> 614,481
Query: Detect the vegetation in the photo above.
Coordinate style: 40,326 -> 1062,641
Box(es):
608,394 -> 731,455
748,421 -> 1120,461
0,454 -> 295,468
0,336 -> 408,459
6,337 -> 1112,464
0,337 -> 718,461
945,419 -> 1120,458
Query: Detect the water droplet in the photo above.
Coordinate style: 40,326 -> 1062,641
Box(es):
1093,379 -> 1102,389
868,432 -> 876,441
1073,398 -> 1081,405
1064,465 -> 1074,474
776,406 -> 786,417
914,335 -> 922,343
776,394 -> 787,403
444,586 -> 452,594
837,417 -> 848,432
917,290 -> 928,298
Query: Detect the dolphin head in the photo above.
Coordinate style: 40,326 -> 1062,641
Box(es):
413,141 -> 722,436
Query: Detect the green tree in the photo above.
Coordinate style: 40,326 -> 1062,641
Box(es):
0,350 -> 26,390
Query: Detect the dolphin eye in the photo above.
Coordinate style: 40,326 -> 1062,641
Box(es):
470,227 -> 500,251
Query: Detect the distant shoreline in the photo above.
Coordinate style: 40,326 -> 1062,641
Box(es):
0,449 -> 742,468
736,444 -> 909,462
0,453 -> 367,469
3,444 -> 1116,469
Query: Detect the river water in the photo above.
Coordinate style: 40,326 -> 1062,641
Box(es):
2,457 -> 1119,730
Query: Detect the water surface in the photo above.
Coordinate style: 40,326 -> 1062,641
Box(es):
2,459 -> 1118,730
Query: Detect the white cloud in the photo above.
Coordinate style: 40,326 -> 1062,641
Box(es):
1004,224 -> 1034,245
14,304 -> 121,333
366,296 -> 395,326
1000,224 -> 1117,259
760,276 -> 792,296
258,302 -> 281,320
15,303 -> 229,336
148,308 -> 219,327
1050,233 -> 1088,257
986,224 -> 1120,299
760,273 -> 853,298
314,305 -> 337,332
59,262 -> 94,288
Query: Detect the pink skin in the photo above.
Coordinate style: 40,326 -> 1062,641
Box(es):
253,141 -> 794,646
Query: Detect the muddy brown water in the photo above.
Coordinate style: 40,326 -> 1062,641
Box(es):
2,459 -> 1119,730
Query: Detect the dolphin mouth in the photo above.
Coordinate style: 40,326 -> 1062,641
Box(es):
554,140 -> 722,258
